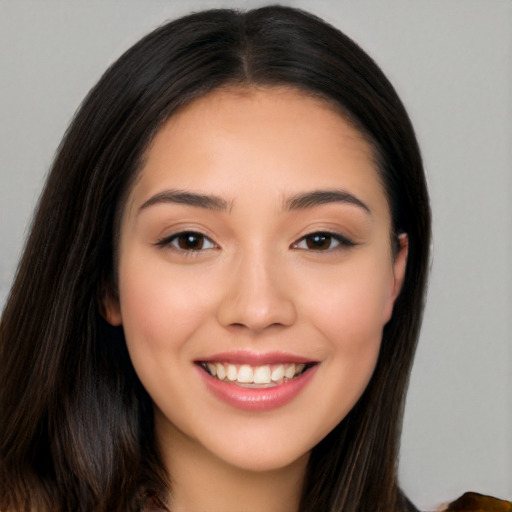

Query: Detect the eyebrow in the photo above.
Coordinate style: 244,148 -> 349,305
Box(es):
138,189 -> 231,213
284,189 -> 371,213
138,188 -> 370,216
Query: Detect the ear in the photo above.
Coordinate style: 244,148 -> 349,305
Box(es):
382,234 -> 408,323
391,233 -> 408,301
99,282 -> 123,326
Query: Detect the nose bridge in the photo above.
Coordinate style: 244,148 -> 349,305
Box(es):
217,243 -> 297,332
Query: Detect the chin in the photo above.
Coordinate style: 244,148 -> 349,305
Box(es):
212,443 -> 311,474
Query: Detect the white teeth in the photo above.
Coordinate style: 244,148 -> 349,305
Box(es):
237,365 -> 253,383
227,364 -> 237,381
270,365 -> 284,382
206,363 -> 217,377
216,363 -> 226,380
284,364 -> 296,379
205,362 -> 308,384
253,365 -> 271,384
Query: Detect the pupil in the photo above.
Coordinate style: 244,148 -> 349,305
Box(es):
307,234 -> 330,250
179,233 -> 203,250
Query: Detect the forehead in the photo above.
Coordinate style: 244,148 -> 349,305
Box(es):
126,86 -> 387,218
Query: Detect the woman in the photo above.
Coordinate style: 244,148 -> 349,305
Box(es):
0,6 -> 507,512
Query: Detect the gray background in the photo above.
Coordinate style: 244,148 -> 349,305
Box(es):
1,1 -> 510,509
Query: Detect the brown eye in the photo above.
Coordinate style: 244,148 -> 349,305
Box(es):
305,233 -> 334,250
177,233 -> 205,250
158,231 -> 216,251
293,232 -> 355,251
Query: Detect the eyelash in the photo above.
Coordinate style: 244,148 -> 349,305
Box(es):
156,230 -> 355,254
292,232 -> 355,252
156,231 -> 217,252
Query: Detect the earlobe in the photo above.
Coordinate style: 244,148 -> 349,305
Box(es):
392,233 -> 408,301
100,283 -> 123,326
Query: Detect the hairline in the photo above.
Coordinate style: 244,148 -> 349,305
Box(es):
110,82 -> 395,289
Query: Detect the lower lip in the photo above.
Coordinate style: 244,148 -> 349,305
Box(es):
198,365 -> 318,411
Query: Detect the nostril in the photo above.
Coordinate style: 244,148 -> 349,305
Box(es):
224,321 -> 292,334
216,272 -> 298,330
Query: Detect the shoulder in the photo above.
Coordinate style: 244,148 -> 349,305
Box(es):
443,492 -> 511,511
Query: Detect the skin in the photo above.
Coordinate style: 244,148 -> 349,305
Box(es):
104,86 -> 407,512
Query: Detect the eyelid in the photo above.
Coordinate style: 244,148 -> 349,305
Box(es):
155,229 -> 355,254
155,230 -> 218,251
291,231 -> 356,251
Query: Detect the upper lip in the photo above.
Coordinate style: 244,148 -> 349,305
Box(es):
196,350 -> 317,366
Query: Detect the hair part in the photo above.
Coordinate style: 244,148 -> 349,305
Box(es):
0,7 -> 430,512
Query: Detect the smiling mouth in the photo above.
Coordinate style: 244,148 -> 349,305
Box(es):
198,362 -> 315,388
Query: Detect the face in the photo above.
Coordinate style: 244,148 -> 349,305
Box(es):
104,87 -> 407,474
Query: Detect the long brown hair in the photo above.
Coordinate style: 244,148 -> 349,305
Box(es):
0,7 -> 430,512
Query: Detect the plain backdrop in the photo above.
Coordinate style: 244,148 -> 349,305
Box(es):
0,1 -> 510,510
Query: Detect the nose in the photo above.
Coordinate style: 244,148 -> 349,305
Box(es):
216,251 -> 297,333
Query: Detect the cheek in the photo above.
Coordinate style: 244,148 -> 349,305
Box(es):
305,256 -> 394,346
298,260 -> 392,431
117,255 -> 216,359
313,283 -> 384,381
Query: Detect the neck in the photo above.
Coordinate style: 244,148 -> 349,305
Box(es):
156,417 -> 308,512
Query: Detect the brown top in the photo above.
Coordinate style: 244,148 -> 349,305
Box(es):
444,492 -> 512,511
